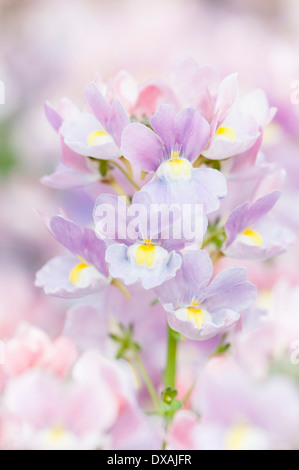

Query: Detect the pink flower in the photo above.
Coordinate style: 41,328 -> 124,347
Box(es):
4,323 -> 78,379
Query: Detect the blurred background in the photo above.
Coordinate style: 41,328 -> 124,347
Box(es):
1,0 -> 299,335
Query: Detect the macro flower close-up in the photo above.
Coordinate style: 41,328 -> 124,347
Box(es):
1,0 -> 299,454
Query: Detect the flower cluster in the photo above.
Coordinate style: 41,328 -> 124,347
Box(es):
1,59 -> 296,450
39,60 -> 292,340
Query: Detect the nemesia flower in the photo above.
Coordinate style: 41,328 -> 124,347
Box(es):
191,357 -> 299,450
234,280 -> 299,378
215,89 -> 277,170
43,99 -> 101,189
155,251 -> 257,340
35,215 -> 110,298
19,51 -> 299,450
239,88 -> 277,129
3,323 -> 77,379
94,193 -> 182,289
171,60 -> 273,162
121,104 -> 227,211
224,190 -> 295,260
202,105 -> 260,161
167,360 -> 299,450
72,350 -> 160,450
63,302 -> 110,352
46,84 -> 130,164
170,58 -> 239,123
167,410 -> 198,450
2,369 -> 117,450
1,350 -> 147,450
63,81 -> 130,160
41,162 -> 100,190
105,69 -> 177,118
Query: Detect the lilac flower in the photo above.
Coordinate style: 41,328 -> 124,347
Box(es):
59,82 -> 130,160
2,369 -> 118,450
105,69 -> 177,118
41,161 -> 100,189
224,191 -> 295,260
202,106 -> 260,161
43,101 -> 100,189
191,357 -> 299,450
202,88 -> 275,162
155,251 -> 257,340
94,193 -> 182,289
170,58 -> 239,123
121,104 -> 227,212
35,215 -> 110,298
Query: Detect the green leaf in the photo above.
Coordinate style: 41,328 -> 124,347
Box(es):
215,343 -> 231,355
110,323 -> 141,360
109,333 -> 122,343
169,399 -> 182,412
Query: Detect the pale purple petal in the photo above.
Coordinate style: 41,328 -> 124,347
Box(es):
150,104 -> 176,154
175,107 -> 210,162
155,251 -> 213,309
44,102 -> 63,132
225,191 -> 281,246
108,99 -> 130,147
245,191 -> 281,227
132,190 -> 185,242
106,244 -> 182,290
81,228 -> 108,276
166,308 -> 240,341
61,112 -> 121,160
224,218 -> 295,260
64,303 -> 109,351
121,123 -> 164,172
170,59 -> 218,120
60,137 -> 93,173
43,216 -> 108,276
94,193 -> 131,244
203,133 -> 259,160
214,73 -> 238,124
41,164 -> 98,189
140,166 -> 226,215
136,176 -> 207,243
202,109 -> 260,160
85,82 -> 110,126
49,216 -> 83,254
202,267 -> 257,312
191,167 -> 227,213
35,256 -> 108,299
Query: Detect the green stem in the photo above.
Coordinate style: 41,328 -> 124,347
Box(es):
134,352 -> 161,413
202,227 -> 225,248
192,155 -> 205,168
110,160 -> 141,191
164,326 -> 178,388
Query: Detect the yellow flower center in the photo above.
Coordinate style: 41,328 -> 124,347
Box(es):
216,126 -> 236,141
242,228 -> 263,246
136,240 -> 156,267
87,129 -> 109,146
187,306 -> 205,328
168,159 -> 191,177
49,426 -> 66,442
226,424 -> 249,450
69,258 -> 90,285
225,422 -> 268,450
